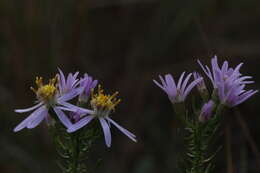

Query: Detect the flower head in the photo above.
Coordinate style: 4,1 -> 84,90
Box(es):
30,76 -> 57,105
199,100 -> 215,122
153,72 -> 203,103
198,55 -> 258,107
193,72 -> 207,92
78,74 -> 98,103
14,69 -> 92,132
90,85 -> 121,117
58,68 -> 80,95
67,85 -> 136,147
216,73 -> 258,107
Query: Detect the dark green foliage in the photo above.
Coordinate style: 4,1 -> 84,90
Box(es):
183,105 -> 223,173
50,120 -> 101,173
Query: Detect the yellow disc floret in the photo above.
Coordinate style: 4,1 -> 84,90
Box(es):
90,85 -> 121,112
31,76 -> 57,102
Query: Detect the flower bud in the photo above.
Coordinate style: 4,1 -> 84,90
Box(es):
199,100 -> 215,122
78,74 -> 98,103
193,72 -> 209,101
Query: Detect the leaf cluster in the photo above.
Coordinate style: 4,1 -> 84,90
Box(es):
50,121 -> 101,173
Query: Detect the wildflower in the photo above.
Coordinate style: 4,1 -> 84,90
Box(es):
78,74 -> 98,103
199,100 -> 215,122
67,85 -> 137,147
216,73 -> 258,107
197,55 -> 253,88
193,72 -> 207,92
14,70 -> 92,132
193,72 -> 209,101
198,55 -> 258,107
58,68 -> 80,95
153,72 -> 203,103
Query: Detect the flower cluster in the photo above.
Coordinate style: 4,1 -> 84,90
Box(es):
153,72 -> 203,104
154,55 -> 258,121
14,69 -> 136,147
198,56 -> 258,107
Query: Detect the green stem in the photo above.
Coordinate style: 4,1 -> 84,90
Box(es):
186,104 -> 225,173
71,133 -> 80,173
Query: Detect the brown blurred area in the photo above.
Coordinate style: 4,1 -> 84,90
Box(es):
0,0 -> 260,172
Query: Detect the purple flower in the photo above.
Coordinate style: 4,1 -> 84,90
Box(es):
193,72 -> 207,92
67,85 -> 137,147
58,68 -> 81,95
216,74 -> 258,107
153,72 -> 203,103
78,74 -> 98,103
197,55 -> 253,88
14,70 -> 93,132
198,55 -> 258,107
199,100 -> 215,122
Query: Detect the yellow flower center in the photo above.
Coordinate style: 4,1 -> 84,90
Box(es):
90,85 -> 121,111
31,76 -> 57,102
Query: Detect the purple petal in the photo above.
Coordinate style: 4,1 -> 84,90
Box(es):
54,106 -> 79,112
205,65 -> 214,84
53,107 -> 73,128
27,108 -> 48,129
181,73 -> 192,94
233,90 -> 258,106
58,101 -> 94,114
217,81 -> 225,102
57,87 -> 83,102
234,63 -> 243,73
13,106 -> 46,132
67,73 -> 75,89
165,74 -> 177,96
197,60 -> 209,76
67,115 -> 94,133
58,68 -> 66,90
153,79 -> 166,91
99,118 -> 112,147
224,84 -> 238,103
177,72 -> 185,90
221,61 -> 229,74
159,75 -> 167,87
183,77 -> 203,99
15,102 -> 44,113
106,117 -> 137,142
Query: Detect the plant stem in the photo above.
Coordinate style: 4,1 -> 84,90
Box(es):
71,133 -> 80,173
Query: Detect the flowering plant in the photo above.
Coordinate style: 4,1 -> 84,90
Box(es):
154,55 -> 258,173
14,69 -> 136,173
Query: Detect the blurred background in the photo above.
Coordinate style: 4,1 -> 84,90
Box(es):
0,0 -> 260,172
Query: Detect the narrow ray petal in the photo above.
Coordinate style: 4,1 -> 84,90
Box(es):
106,117 -> 137,142
13,106 -> 46,132
67,115 -> 94,133
15,102 -> 44,113
27,108 -> 48,129
177,72 -> 185,90
183,77 -> 203,99
99,118 -> 112,147
53,107 -> 73,128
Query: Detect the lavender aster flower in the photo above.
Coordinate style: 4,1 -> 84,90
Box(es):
198,55 -> 258,107
216,73 -> 258,107
153,72 -> 203,103
197,55 -> 253,88
67,85 -> 137,147
78,74 -> 98,103
199,100 -> 215,122
193,72 -> 207,92
14,70 -> 93,132
58,68 -> 80,95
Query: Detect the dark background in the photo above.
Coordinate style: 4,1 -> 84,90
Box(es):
0,0 -> 260,172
